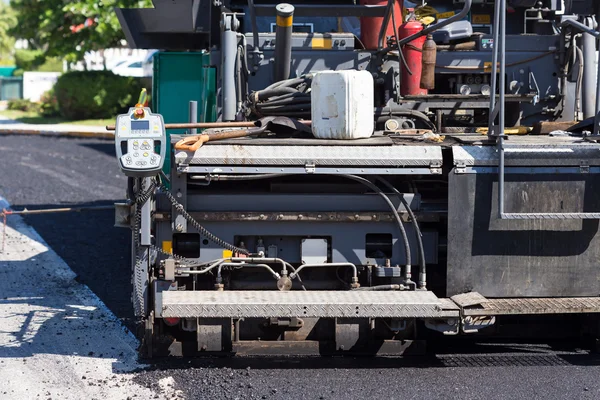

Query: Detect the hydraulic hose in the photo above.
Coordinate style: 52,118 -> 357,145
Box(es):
341,175 -> 412,269
355,284 -> 404,291
375,176 -> 426,289
253,87 -> 299,102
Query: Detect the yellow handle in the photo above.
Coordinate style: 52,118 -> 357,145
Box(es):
174,135 -> 210,151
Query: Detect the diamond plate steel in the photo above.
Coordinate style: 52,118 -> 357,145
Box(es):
175,145 -> 442,167
501,212 -> 600,220
453,143 -> 600,167
461,297 -> 600,316
451,292 -> 488,308
159,290 -> 459,318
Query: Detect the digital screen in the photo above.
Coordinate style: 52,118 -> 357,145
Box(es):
131,120 -> 149,131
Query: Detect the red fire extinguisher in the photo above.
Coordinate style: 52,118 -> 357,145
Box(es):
359,0 -> 404,50
397,10 -> 427,96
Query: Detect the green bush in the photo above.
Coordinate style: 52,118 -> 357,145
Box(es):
37,57 -> 63,73
38,89 -> 60,117
14,49 -> 45,71
7,98 -> 36,112
54,71 -> 144,120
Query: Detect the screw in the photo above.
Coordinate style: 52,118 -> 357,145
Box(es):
175,224 -> 183,232
176,192 -> 183,198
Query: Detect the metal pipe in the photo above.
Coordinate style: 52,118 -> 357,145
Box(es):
230,257 -> 288,275
177,259 -> 226,273
0,205 -> 114,216
355,284 -> 405,291
188,101 -> 198,135
274,3 -> 294,82
581,17 -> 597,119
217,263 -> 281,281
497,0 -> 507,219
561,18 -> 600,38
487,0 -> 501,132
289,263 -> 357,280
397,0 -> 472,47
222,16 -> 238,121
595,36 -> 600,136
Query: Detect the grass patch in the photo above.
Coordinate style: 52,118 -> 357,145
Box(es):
0,109 -> 114,127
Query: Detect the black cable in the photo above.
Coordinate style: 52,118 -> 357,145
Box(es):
341,175 -> 411,268
257,103 -> 312,112
247,0 -> 260,58
375,176 -> 426,289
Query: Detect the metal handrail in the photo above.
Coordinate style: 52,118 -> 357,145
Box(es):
491,3 -> 600,220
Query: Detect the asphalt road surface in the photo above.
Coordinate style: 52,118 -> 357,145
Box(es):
1,134 -> 600,400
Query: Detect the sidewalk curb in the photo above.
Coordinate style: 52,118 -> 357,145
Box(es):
0,127 -> 114,140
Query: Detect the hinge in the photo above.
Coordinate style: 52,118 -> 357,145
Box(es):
454,162 -> 466,174
580,161 -> 590,174
305,162 -> 316,174
429,161 -> 442,175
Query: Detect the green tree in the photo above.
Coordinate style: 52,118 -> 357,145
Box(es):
10,0 -> 152,64
0,3 -> 17,61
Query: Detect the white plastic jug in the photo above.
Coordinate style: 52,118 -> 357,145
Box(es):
311,70 -> 374,140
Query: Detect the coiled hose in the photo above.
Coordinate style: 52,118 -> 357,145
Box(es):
249,75 -> 313,119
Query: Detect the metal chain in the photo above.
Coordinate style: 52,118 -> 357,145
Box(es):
157,182 -> 249,255
132,178 -> 147,317
130,175 -> 251,316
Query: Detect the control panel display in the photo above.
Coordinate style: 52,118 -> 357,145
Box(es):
114,107 -> 166,177
131,120 -> 150,131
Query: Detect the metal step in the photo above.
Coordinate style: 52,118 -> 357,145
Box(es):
453,293 -> 600,316
159,290 -> 460,319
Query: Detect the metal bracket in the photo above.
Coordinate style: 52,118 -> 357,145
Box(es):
267,317 -> 304,329
114,202 -> 131,228
305,162 -> 316,174
429,161 -> 442,175
454,162 -> 466,174
164,258 -> 176,281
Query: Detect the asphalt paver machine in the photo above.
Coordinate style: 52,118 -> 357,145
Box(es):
114,0 -> 600,356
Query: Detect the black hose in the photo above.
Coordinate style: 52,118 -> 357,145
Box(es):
259,94 -> 311,107
247,0 -> 260,56
263,75 -> 312,91
375,177 -> 426,289
127,177 -> 135,201
253,110 -> 310,115
341,175 -> 411,268
257,103 -> 312,112
253,87 -> 299,102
